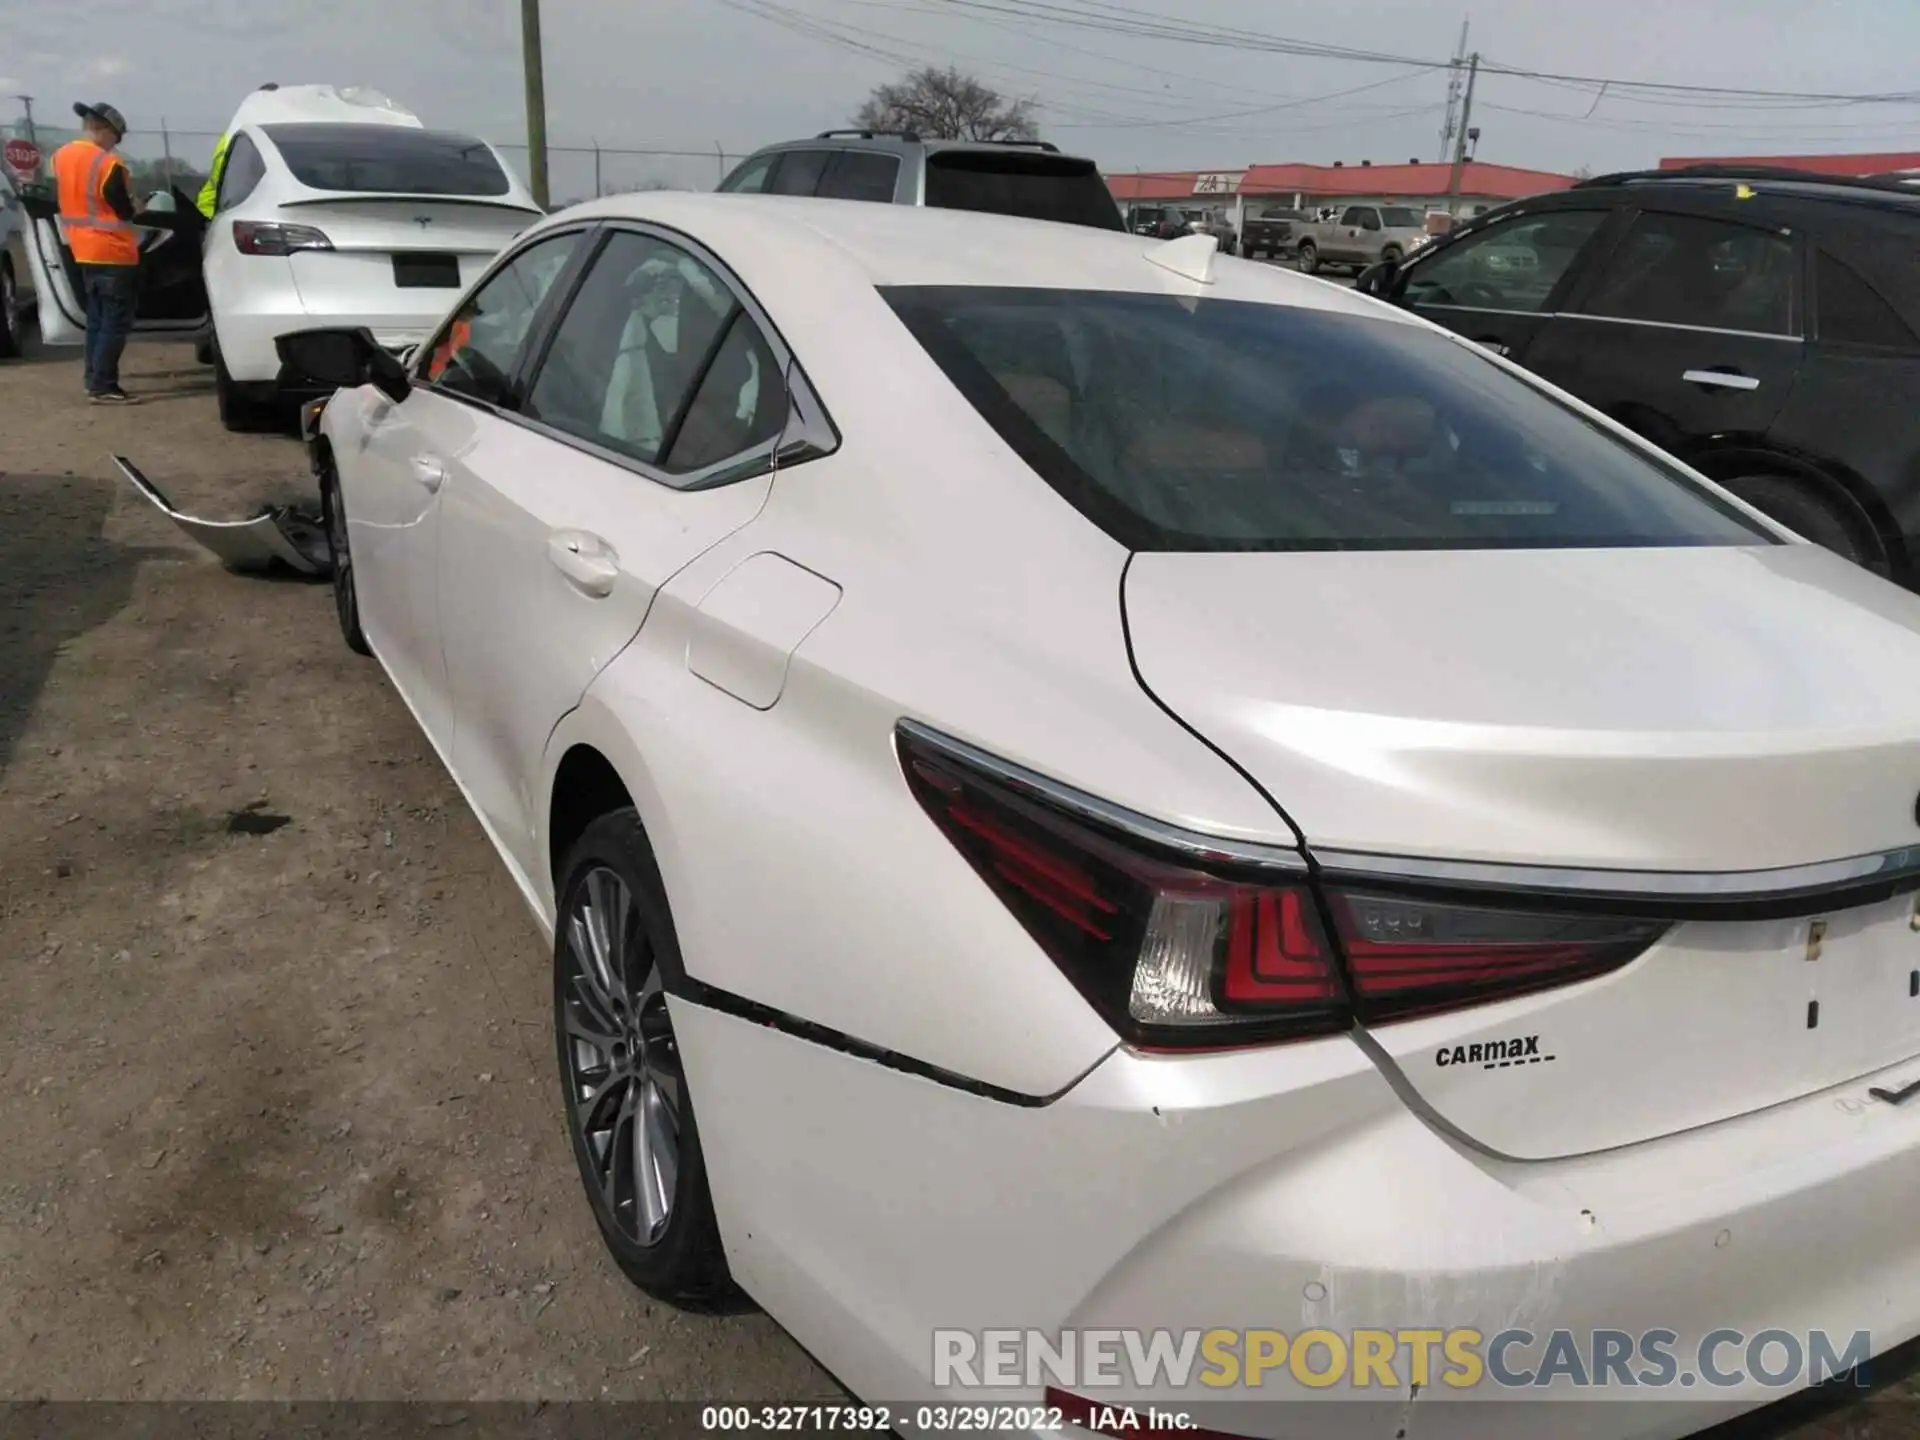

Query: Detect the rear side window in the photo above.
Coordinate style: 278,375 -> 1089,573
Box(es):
923,151 -> 1124,231
525,231 -> 740,469
767,150 -> 833,197
216,135 -> 267,212
884,286 -> 1775,553
820,151 -> 901,204
719,155 -> 776,194
1577,213 -> 1797,337
1815,249 -> 1919,350
262,124 -> 511,197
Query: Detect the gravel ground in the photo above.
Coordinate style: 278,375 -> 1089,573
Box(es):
0,331 -> 831,1407
0,324 -> 1910,1438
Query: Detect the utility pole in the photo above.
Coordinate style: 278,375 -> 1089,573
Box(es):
1445,52 -> 1479,214
1437,18 -> 1469,164
520,0 -> 550,208
13,95 -> 37,147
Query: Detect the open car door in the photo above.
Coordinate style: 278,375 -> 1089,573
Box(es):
18,182 -> 209,346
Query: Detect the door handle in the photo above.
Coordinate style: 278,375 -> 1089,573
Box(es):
1682,369 -> 1761,392
410,454 -> 447,491
547,531 -> 619,598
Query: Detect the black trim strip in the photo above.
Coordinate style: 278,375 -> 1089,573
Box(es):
667,976 -> 1100,1108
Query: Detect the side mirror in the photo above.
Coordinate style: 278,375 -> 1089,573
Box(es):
1356,257 -> 1400,299
276,326 -> 410,405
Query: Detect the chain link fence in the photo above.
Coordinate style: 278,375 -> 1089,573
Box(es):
4,117 -> 747,205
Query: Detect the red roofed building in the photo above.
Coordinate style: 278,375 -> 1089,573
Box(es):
1105,160 -> 1576,235
1660,151 -> 1920,177
1240,159 -> 1574,209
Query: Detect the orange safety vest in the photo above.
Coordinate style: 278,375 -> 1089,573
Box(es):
52,139 -> 139,266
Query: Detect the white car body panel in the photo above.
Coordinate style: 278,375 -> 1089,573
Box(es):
314,193 -> 1920,1434
206,86 -> 540,385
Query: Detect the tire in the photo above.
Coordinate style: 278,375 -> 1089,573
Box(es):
0,262 -> 23,359
213,334 -> 281,433
1297,241 -> 1319,275
1719,471 -> 1881,568
194,336 -> 213,366
319,459 -> 372,656
554,810 -> 742,1311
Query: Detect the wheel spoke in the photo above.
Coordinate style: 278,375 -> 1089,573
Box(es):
579,1070 -> 626,1135
634,1074 -> 678,1240
583,870 -> 629,1000
568,909 -> 618,1018
605,1078 -> 641,1234
567,969 -> 621,1042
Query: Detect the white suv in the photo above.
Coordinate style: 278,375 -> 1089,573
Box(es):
21,85 -> 543,429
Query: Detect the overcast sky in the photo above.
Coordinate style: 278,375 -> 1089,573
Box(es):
6,0 -> 1917,192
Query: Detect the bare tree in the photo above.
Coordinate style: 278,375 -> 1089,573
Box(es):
1569,164 -> 1594,181
855,66 -> 1039,142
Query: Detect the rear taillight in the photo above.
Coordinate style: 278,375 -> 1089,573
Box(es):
232,220 -> 333,256
899,725 -> 1666,1049
1327,890 -> 1665,1023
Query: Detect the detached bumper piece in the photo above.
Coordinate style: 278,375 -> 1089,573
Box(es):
110,455 -> 332,578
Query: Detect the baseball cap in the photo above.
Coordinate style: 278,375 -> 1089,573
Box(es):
72,101 -> 128,140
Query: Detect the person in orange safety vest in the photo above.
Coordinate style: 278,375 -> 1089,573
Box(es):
51,101 -> 146,403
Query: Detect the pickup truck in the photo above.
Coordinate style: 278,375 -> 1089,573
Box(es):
1292,203 -> 1428,276
1239,205 -> 1307,260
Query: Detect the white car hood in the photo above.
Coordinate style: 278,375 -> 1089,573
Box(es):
1124,542 -> 1920,872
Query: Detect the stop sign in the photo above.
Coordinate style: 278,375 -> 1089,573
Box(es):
4,138 -> 42,179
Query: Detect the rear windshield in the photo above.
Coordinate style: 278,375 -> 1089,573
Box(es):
883,286 -> 1777,552
923,151 -> 1125,232
263,124 -> 511,197
1380,206 -> 1423,227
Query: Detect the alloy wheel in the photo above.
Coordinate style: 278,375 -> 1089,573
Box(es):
560,866 -> 682,1248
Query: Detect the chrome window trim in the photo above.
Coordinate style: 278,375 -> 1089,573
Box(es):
411,217 -> 841,491
1553,311 -> 1803,343
1313,845 -> 1920,902
894,719 -> 1309,873
517,216 -> 840,491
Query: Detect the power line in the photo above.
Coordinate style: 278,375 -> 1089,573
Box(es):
918,0 -> 1920,106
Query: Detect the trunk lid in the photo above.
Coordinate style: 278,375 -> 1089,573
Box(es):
1124,543 -> 1920,1157
276,198 -> 536,327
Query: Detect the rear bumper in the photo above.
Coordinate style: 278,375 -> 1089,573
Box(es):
675,1000 -> 1920,1440
214,275 -> 445,384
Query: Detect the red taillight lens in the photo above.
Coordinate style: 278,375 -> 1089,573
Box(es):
1327,888 -> 1664,1023
233,220 -> 333,256
898,728 -> 1348,1049
898,725 -> 1669,1048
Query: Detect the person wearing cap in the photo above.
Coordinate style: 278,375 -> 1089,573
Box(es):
195,83 -> 278,220
50,101 -> 143,403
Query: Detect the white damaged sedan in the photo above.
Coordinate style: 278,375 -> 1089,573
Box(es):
285,191 -> 1920,1439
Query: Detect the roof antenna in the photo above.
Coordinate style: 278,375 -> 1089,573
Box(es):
1145,231 -> 1219,286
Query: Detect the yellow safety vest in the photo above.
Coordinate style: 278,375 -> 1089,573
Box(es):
196,133 -> 230,219
51,140 -> 138,266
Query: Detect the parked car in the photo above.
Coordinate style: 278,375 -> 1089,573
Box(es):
285,189 -> 1920,1433
1125,204 -> 1193,240
17,174 -> 207,363
1360,165 -> 1920,574
19,84 -> 544,430
719,130 -> 1124,232
1293,202 -> 1427,275
0,163 -> 40,356
1182,208 -> 1237,255
1239,203 -> 1307,260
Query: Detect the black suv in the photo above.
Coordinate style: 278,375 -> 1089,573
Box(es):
718,131 -> 1125,233
1361,166 -> 1920,575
